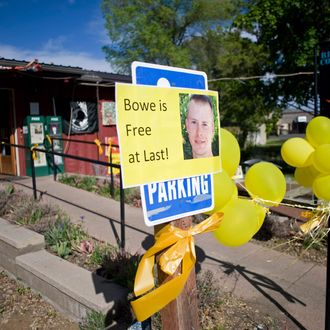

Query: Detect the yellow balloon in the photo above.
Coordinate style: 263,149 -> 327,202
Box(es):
312,144 -> 330,174
313,174 -> 330,201
220,128 -> 241,177
245,162 -> 286,206
205,171 -> 238,215
281,137 -> 314,167
213,199 -> 259,247
254,203 -> 267,234
294,164 -> 320,187
306,116 -> 330,148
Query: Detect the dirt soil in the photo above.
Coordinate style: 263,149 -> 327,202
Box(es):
0,271 -> 79,330
252,236 -> 327,266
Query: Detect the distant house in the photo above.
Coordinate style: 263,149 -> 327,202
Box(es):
0,58 -> 131,177
235,108 -> 314,147
276,109 -> 314,135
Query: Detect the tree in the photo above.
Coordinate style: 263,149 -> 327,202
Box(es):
234,0 -> 330,107
100,0 -> 281,147
188,29 -> 281,146
100,0 -> 238,73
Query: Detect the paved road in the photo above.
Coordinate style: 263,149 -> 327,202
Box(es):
0,175 -> 326,330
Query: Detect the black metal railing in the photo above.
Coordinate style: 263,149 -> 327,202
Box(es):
0,139 -> 126,250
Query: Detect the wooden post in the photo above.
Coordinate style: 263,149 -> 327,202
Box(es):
155,216 -> 200,330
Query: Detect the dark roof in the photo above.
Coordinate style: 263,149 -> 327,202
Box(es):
0,58 -> 131,84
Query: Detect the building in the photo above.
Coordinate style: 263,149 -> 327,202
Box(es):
0,58 -> 131,176
276,109 -> 314,135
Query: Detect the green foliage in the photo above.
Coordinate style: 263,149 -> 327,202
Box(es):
53,242 -> 72,259
58,173 -> 78,186
197,270 -> 223,309
301,228 -> 328,251
196,270 -> 225,329
29,208 -> 45,225
59,174 -> 98,192
100,1 -> 281,146
89,243 -> 114,266
100,0 -> 238,73
0,185 -> 16,215
234,0 -> 330,106
97,184 -> 112,198
14,199 -> 52,226
102,250 -> 141,292
100,0 -> 330,146
80,310 -> 106,330
16,285 -> 31,296
194,29 -> 280,147
44,218 -> 87,259
5,184 -> 15,195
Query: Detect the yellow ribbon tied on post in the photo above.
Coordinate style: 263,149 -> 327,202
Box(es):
45,134 -> 52,146
30,144 -> 39,161
131,212 -> 223,322
94,138 -> 103,155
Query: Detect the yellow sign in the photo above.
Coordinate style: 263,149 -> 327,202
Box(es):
116,83 -> 221,187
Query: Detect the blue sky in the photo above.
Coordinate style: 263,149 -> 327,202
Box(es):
0,0 -> 113,72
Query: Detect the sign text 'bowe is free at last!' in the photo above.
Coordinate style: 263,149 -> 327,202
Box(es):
116,83 -> 221,188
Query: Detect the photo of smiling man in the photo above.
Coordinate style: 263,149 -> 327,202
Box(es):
180,94 -> 219,159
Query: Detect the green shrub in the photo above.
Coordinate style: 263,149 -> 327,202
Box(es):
79,176 -> 98,191
89,243 -> 114,267
53,241 -> 72,259
0,185 -> 15,215
15,199 -> 51,226
197,270 -> 223,310
102,250 -> 141,292
59,174 -> 98,192
58,173 -> 80,186
44,218 -> 87,258
80,310 -> 106,330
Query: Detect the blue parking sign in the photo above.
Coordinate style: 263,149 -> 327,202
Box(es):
131,61 -> 214,226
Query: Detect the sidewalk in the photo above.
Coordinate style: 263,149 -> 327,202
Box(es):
0,175 -> 326,330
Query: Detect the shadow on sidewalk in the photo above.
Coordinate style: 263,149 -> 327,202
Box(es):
197,248 -> 307,330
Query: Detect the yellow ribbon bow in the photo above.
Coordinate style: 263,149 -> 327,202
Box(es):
31,144 -> 39,160
45,134 -> 52,146
94,138 -> 103,155
131,212 -> 223,321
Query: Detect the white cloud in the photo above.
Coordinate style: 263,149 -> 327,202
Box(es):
0,42 -> 114,72
42,36 -> 68,51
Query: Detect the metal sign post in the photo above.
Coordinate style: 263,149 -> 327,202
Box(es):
132,61 -> 214,329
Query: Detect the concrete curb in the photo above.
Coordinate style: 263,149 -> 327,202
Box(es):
0,217 -> 128,321
0,217 -> 44,276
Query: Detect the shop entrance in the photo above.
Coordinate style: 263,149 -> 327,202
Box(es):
0,89 -> 16,175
